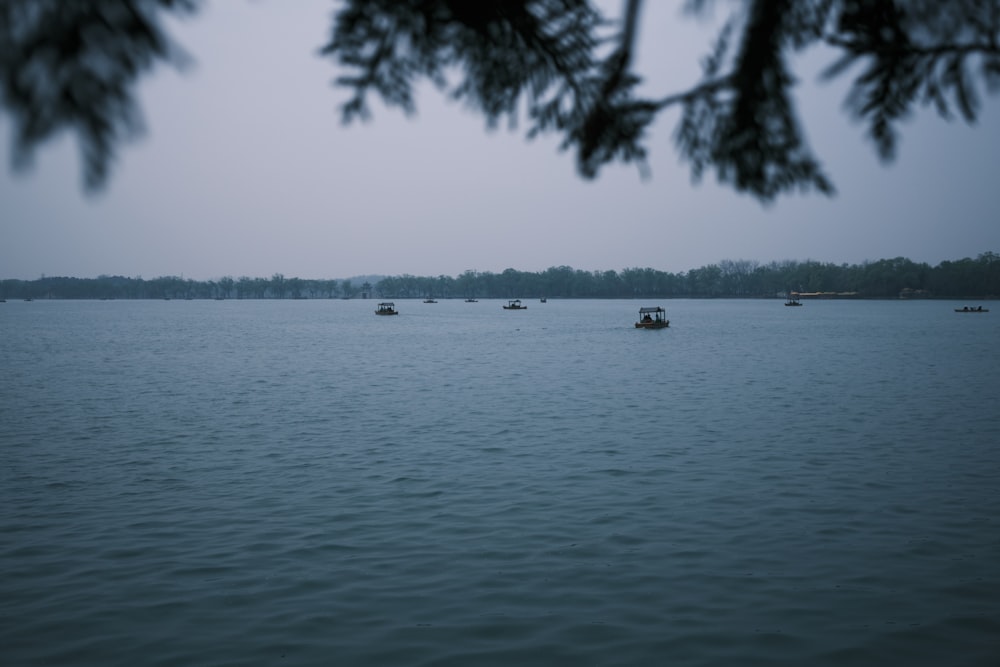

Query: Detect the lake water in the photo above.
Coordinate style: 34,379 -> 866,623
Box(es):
2,298 -> 998,666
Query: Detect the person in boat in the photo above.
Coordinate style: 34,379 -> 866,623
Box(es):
977,306 -> 983,311
963,306 -> 969,311
643,314 -> 653,323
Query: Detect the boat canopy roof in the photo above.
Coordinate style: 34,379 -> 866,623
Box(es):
638,306 -> 665,314
378,302 -> 394,307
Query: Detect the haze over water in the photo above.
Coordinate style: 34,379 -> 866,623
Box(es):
2,298 -> 998,665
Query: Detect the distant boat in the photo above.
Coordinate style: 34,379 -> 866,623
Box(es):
503,299 -> 526,310
785,297 -> 802,306
423,298 -> 438,303
465,298 -> 478,303
540,297 -> 547,303
955,306 -> 989,312
375,302 -> 398,316
635,306 -> 669,329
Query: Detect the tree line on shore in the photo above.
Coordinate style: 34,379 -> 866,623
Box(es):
2,253 -> 997,301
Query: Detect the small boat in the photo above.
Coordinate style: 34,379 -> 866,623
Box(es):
423,298 -> 437,303
465,298 -> 478,303
635,306 -> 669,329
375,302 -> 398,315
540,297 -> 547,303
503,299 -> 527,310
955,306 -> 989,312
785,297 -> 802,306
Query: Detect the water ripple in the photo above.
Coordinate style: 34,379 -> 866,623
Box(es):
1,299 -> 998,665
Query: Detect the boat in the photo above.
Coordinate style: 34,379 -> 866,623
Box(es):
540,297 -> 547,303
955,306 -> 989,312
503,299 -> 527,310
635,306 -> 669,329
785,297 -> 802,306
465,298 -> 478,303
423,298 -> 437,303
375,302 -> 398,315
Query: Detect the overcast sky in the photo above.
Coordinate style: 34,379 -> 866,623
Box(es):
2,1 -> 999,281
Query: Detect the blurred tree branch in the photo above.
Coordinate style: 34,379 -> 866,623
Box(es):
0,0 -> 196,190
2,0 -> 998,201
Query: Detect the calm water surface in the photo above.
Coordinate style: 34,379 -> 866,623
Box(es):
2,298 -> 998,666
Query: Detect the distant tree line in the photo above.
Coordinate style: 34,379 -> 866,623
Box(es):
2,254 -> 997,301
379,254 -> 999,299
0,274 -> 373,301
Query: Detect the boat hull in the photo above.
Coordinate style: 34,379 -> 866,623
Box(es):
635,321 -> 669,329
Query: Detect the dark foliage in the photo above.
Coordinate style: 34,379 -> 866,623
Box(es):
0,0 -> 196,190
675,0 -> 835,199
825,0 -> 1000,161
1,0 -> 998,198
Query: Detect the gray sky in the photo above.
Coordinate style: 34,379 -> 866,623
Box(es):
2,1 -> 999,281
